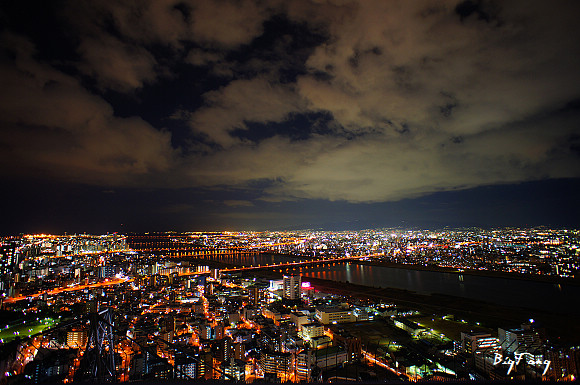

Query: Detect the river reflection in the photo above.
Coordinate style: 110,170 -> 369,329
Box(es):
196,253 -> 578,315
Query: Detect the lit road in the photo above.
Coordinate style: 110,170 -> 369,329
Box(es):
3,277 -> 133,304
362,350 -> 411,380
44,249 -> 133,259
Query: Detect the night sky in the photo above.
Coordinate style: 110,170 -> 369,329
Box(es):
1,0 -> 579,234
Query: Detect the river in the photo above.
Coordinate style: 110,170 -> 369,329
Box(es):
196,253 -> 579,315
298,262 -> 580,316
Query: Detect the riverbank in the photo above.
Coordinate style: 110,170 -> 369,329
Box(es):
355,259 -> 580,286
250,269 -> 580,344
264,251 -> 579,286
175,254 -> 580,343
306,276 -> 580,344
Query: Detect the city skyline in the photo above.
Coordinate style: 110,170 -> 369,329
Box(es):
1,229 -> 578,381
1,0 -> 580,233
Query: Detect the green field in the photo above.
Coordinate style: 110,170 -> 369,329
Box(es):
0,318 -> 56,343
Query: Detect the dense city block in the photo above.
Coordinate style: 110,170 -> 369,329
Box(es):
1,228 -> 579,383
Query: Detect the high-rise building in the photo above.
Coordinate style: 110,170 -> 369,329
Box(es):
99,265 -> 117,279
315,307 -> 355,324
461,332 -> 500,355
233,342 -> 246,361
259,351 -> 292,381
215,323 -> 225,340
283,274 -> 301,300
296,346 -> 347,381
327,329 -> 362,362
498,324 -> 544,355
546,347 -> 580,380
175,354 -> 204,379
221,358 -> 246,381
67,328 -> 87,348
214,337 -> 233,362
200,323 -> 213,340
160,316 -> 175,332
157,331 -> 173,356
205,282 -> 214,295
296,350 -> 312,382
300,323 -> 324,341
248,284 -> 267,305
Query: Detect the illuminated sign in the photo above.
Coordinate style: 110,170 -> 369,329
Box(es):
301,282 -> 311,288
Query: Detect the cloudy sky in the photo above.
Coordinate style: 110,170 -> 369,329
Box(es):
1,0 -> 579,233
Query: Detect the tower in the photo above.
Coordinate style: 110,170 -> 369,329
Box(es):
283,274 -> 301,300
78,308 -> 116,381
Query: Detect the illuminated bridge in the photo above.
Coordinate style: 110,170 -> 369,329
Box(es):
221,256 -> 376,273
173,254 -> 383,277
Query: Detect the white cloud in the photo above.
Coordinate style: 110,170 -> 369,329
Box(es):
78,36 -> 158,92
190,77 -> 307,146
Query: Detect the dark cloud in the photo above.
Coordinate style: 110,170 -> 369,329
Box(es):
0,31 -> 176,185
78,35 -> 159,92
1,0 -> 580,231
